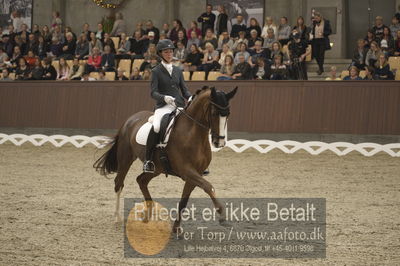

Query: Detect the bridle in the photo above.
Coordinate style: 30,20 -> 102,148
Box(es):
177,98 -> 230,140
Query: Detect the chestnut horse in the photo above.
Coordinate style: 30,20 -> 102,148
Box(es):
93,86 -> 238,231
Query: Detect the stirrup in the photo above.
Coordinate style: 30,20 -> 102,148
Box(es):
143,160 -> 155,173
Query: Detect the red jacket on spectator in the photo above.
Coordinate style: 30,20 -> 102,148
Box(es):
24,56 -> 37,67
88,55 -> 101,69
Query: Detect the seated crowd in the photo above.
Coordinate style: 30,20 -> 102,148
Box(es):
0,7 -> 399,81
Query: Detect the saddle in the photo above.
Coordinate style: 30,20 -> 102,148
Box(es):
136,109 -> 181,177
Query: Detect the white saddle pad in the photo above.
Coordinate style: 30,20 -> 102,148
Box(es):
135,111 -> 180,146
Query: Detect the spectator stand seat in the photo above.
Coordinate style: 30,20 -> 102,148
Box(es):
118,59 -> 132,76
9,73 -> 16,80
191,71 -> 206,81
52,60 -> 59,70
131,59 -> 144,71
182,71 -> 190,81
66,60 -> 74,69
207,71 -> 222,81
89,72 -> 100,80
111,37 -> 120,50
388,57 -> 400,71
105,72 -> 116,80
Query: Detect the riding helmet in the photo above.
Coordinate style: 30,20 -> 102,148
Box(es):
156,39 -> 175,53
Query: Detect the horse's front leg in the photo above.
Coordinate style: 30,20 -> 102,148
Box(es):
136,172 -> 157,222
183,169 -> 228,226
173,181 -> 196,234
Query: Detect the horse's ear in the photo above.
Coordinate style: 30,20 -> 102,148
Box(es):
226,87 -> 238,101
210,86 -> 217,99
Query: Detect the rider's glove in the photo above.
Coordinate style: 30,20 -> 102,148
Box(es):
164,95 -> 176,107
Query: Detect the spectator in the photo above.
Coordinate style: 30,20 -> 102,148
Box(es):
52,25 -> 63,43
217,54 -> 235,80
95,23 -> 105,41
197,4 -> 216,36
351,39 -> 368,70
82,23 -> 92,41
288,30 -> 309,80
143,43 -> 157,61
130,67 -> 142,80
372,16 -> 387,41
293,16 -> 310,41
248,40 -> 270,68
26,34 -> 38,55
144,31 -> 158,48
116,32 -> 131,59
18,23 -> 30,44
11,11 -> 23,33
7,25 -> 17,45
252,57 -> 269,80
10,46 -> 23,68
186,31 -> 201,52
246,18 -> 262,38
61,32 -> 76,59
14,35 -> 26,56
232,54 -> 252,80
176,30 -> 187,47
75,33 -> 89,59
374,54 -> 394,80
49,36 -> 63,58
217,31 -> 234,50
2,35 -> 14,58
63,26 -> 77,43
364,29 -> 378,49
0,47 -> 9,69
277,17 -> 291,45
198,42 -> 219,79
161,23 -> 170,38
232,31 -> 248,52
173,41 -> 187,70
29,59 -> 43,80
248,29 -> 263,49
170,19 -> 185,43
184,44 -> 203,72
262,17 -> 278,39
234,42 -> 250,65
88,32 -> 103,55
201,28 -> 218,50
325,66 -> 341,80
187,21 -> 202,40
263,28 -> 276,49
396,5 -> 400,21
81,72 -> 96,81
135,22 -> 146,37
381,27 -> 395,56
144,20 -> 160,42
218,43 -> 233,66
231,15 -> 247,39
363,66 -> 375,80
87,47 -> 102,72
129,30 -> 146,59
365,41 -> 381,66
216,5 -> 228,36
269,41 -> 288,63
142,68 -> 151,80
343,66 -> 362,80
389,16 -> 400,39
110,12 -> 127,37
394,30 -> 400,56
115,68 -> 128,80
15,57 -> 31,80
102,33 -> 116,54
269,55 -> 288,80
51,11 -> 63,31
140,55 -> 158,72
68,58 -> 85,80
101,45 -> 116,71
0,68 -> 11,81
98,70 -> 109,81
41,25 -> 52,46
56,57 -> 70,80
40,58 -> 57,80
24,50 -> 37,67
37,36 -> 48,59
311,12 -> 332,75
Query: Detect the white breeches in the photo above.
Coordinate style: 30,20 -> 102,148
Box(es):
153,104 -> 176,133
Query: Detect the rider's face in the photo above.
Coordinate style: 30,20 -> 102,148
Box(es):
161,49 -> 174,63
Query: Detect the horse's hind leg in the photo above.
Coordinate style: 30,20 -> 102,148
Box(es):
114,145 -> 136,223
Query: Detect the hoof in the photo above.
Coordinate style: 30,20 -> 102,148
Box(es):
114,213 -> 123,224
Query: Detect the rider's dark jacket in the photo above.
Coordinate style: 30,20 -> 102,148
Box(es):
150,63 -> 191,109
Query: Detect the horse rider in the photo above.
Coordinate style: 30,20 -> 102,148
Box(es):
143,39 -> 192,173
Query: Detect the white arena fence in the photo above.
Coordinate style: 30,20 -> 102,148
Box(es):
1,133 -> 400,157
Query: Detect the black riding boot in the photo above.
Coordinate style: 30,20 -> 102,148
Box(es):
143,127 -> 158,173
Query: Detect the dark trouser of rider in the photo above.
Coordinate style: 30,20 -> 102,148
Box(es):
143,126 -> 159,173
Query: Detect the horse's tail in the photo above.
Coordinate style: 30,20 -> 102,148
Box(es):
93,134 -> 119,177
